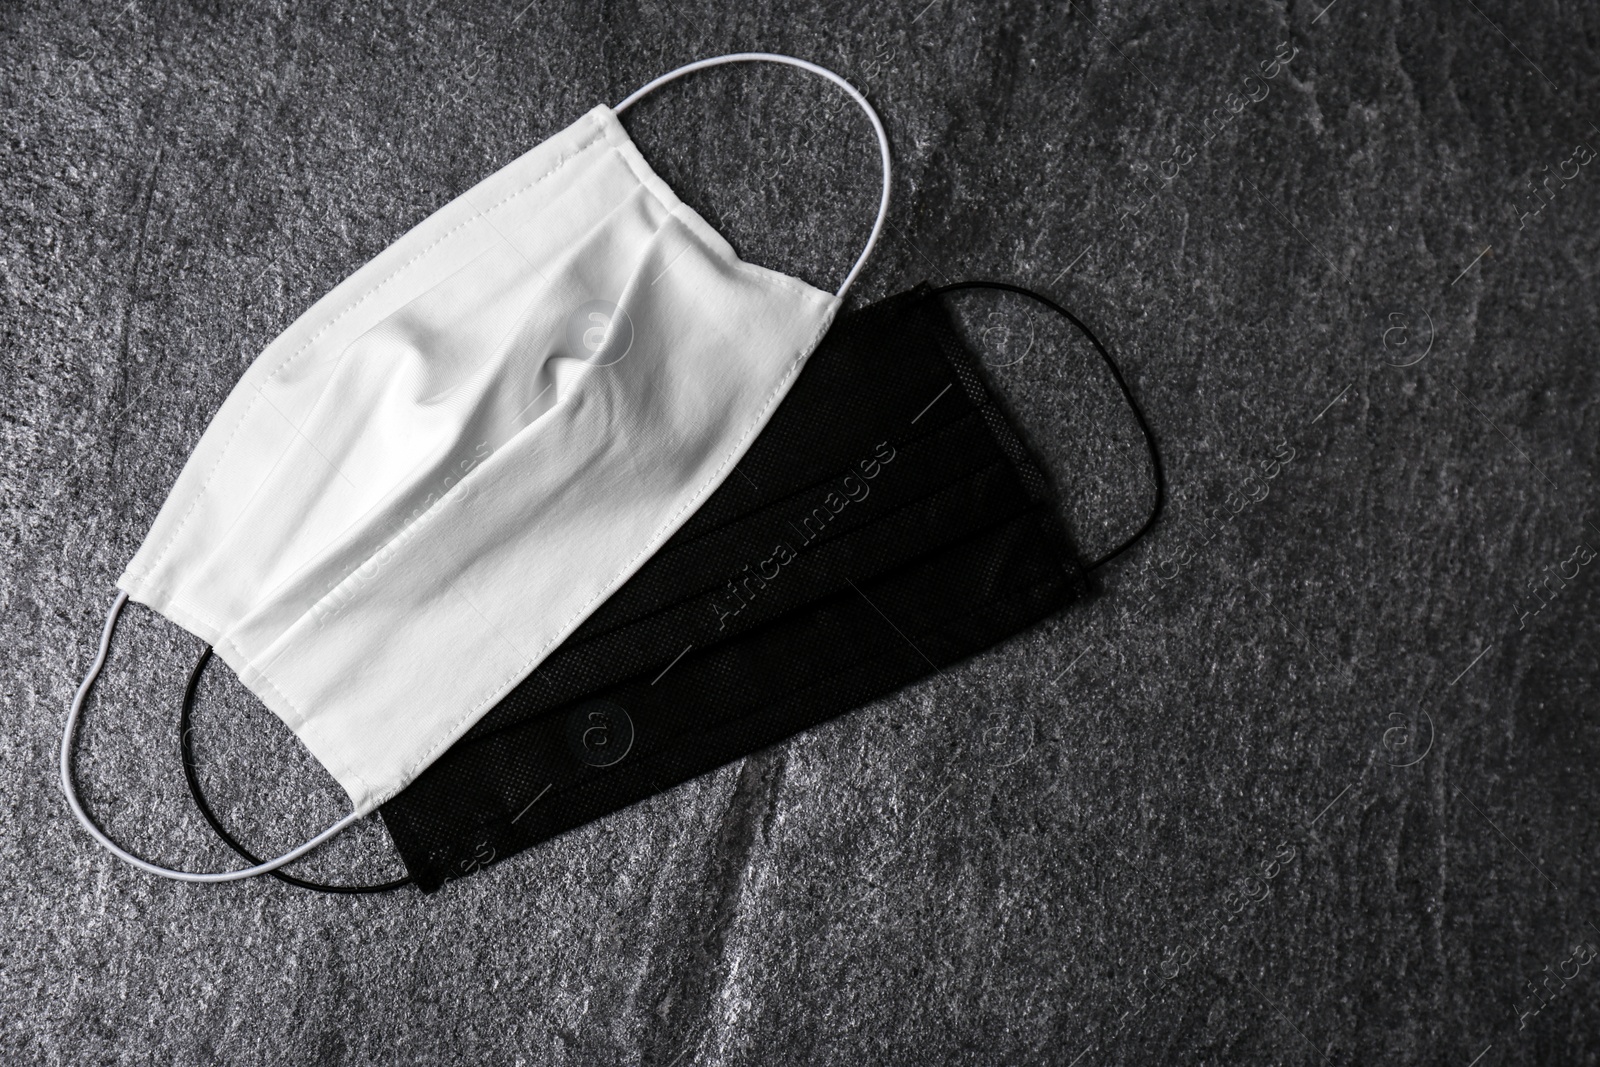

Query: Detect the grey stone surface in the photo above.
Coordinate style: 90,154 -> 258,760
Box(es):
4,0 -> 1599,1063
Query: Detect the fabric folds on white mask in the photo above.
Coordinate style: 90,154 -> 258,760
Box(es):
62,52 -> 893,882
121,103 -> 846,814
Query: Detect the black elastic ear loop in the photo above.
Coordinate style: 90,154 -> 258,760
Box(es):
180,646 -> 412,894
932,280 -> 1164,570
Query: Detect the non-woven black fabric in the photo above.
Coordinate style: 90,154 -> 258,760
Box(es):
181,282 -> 1161,893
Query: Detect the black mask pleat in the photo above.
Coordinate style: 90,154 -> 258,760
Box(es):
179,281 -> 1162,893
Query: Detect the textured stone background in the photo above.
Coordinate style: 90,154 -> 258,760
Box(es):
4,0 -> 1599,1063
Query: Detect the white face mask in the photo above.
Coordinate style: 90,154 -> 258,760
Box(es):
63,53 -> 892,882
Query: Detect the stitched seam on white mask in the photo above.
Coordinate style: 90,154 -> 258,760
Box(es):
244,663 -> 305,730
243,665 -> 374,797
360,300 -> 839,810
661,203 -> 822,302
126,119 -> 612,587
154,591 -> 229,640
601,130 -> 826,305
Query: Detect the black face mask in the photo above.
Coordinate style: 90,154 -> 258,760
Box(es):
179,281 -> 1163,893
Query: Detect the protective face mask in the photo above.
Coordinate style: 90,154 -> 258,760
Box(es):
62,53 -> 893,883
181,281 -> 1164,892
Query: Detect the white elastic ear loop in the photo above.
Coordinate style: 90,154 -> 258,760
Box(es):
614,52 -> 892,299
61,592 -> 362,882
